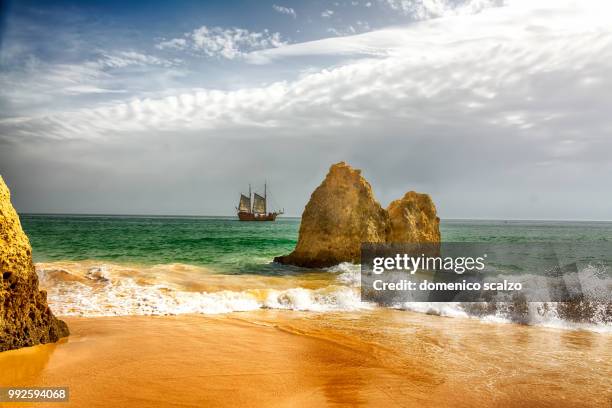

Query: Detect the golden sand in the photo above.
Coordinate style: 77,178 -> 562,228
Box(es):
1,309 -> 610,407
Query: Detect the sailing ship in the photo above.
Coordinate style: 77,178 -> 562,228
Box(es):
237,183 -> 283,221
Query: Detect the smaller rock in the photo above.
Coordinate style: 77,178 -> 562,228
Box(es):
386,191 -> 440,243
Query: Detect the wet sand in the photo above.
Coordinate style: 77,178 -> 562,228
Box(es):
1,309 -> 610,407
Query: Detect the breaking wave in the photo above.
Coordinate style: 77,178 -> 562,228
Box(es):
36,260 -> 610,332
329,261 -> 611,332
36,261 -> 370,317
391,263 -> 612,333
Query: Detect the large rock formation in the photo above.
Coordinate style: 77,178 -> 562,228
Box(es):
274,162 -> 389,267
0,176 -> 68,352
275,162 -> 440,268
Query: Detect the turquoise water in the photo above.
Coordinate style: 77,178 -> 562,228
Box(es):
21,215 -> 298,273
21,215 -> 612,327
20,215 -> 612,272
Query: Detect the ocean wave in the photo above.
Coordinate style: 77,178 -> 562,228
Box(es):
36,262 -> 370,317
35,261 -> 611,332
328,261 -> 611,333
325,262 -> 361,286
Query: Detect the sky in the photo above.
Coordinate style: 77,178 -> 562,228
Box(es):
0,0 -> 611,219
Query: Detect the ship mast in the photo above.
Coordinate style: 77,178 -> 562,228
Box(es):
264,182 -> 267,214
249,184 -> 252,213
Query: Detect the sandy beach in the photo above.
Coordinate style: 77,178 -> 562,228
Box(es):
1,309 -> 610,408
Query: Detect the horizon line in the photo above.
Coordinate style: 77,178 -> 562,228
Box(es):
17,212 -> 612,223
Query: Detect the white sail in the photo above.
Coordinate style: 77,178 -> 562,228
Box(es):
239,194 -> 251,212
252,193 -> 266,214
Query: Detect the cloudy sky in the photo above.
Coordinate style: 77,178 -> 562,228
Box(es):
0,0 -> 610,219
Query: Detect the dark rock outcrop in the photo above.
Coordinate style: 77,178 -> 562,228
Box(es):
1,176 -> 68,352
275,162 -> 440,268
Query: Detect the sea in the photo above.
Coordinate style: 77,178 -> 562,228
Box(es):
21,215 -> 612,332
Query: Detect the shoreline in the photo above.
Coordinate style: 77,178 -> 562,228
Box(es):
34,259 -> 611,333
1,309 -> 610,407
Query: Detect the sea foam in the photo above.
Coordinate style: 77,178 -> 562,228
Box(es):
340,261 -> 611,332
36,262 -> 369,317
35,260 -> 610,333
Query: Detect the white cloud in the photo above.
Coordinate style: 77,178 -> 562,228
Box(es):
3,0 -> 612,218
382,0 -> 504,20
3,0 -> 611,145
155,26 -> 286,60
155,38 -> 187,50
61,85 -> 127,95
0,51 -> 179,116
356,20 -> 371,30
327,20 -> 370,37
97,51 -> 178,69
321,9 -> 335,18
244,29 -> 402,63
248,0 -> 612,62
327,26 -> 357,36
272,4 -> 297,18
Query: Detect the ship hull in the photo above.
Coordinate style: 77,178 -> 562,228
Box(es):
238,212 -> 279,221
